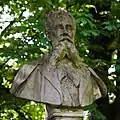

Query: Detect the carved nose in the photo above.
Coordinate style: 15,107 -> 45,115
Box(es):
63,27 -> 67,33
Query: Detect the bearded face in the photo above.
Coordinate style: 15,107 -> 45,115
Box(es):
46,14 -> 76,48
49,15 -> 79,63
53,16 -> 74,43
46,10 -> 81,66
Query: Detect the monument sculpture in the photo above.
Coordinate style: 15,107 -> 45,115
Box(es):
10,9 -> 107,120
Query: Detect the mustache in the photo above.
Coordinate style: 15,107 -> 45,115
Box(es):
59,33 -> 73,43
60,33 -> 71,38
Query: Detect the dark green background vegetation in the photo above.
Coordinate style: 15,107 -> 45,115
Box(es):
0,0 -> 120,119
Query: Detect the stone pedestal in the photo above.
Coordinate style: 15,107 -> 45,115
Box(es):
45,104 -> 84,120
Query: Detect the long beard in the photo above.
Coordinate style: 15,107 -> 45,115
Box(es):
50,40 -> 83,68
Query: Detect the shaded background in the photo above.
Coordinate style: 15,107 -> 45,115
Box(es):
0,0 -> 120,119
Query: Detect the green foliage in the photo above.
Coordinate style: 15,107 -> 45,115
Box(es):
84,103 -> 107,120
0,0 -> 120,120
115,64 -> 120,72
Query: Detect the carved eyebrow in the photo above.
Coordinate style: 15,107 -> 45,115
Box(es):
55,24 -> 64,29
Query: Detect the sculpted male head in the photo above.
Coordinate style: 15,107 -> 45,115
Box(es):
46,9 -> 76,48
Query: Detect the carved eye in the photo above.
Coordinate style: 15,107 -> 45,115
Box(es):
66,25 -> 73,31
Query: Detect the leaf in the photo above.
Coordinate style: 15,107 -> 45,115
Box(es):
104,24 -> 116,31
91,31 -> 99,36
81,31 -> 90,36
80,17 -> 88,24
115,64 -> 120,71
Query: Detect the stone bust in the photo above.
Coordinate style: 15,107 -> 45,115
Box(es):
10,9 -> 107,108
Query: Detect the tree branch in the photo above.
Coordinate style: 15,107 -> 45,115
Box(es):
1,9 -> 26,37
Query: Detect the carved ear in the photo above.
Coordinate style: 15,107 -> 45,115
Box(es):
46,28 -> 51,40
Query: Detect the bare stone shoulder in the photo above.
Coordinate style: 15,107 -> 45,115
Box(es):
88,67 -> 107,97
10,54 -> 50,96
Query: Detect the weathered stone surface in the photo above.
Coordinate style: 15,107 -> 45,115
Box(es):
45,104 -> 84,120
10,9 -> 107,120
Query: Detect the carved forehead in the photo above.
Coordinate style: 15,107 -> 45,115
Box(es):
46,9 -> 76,28
47,9 -> 71,19
55,16 -> 73,25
